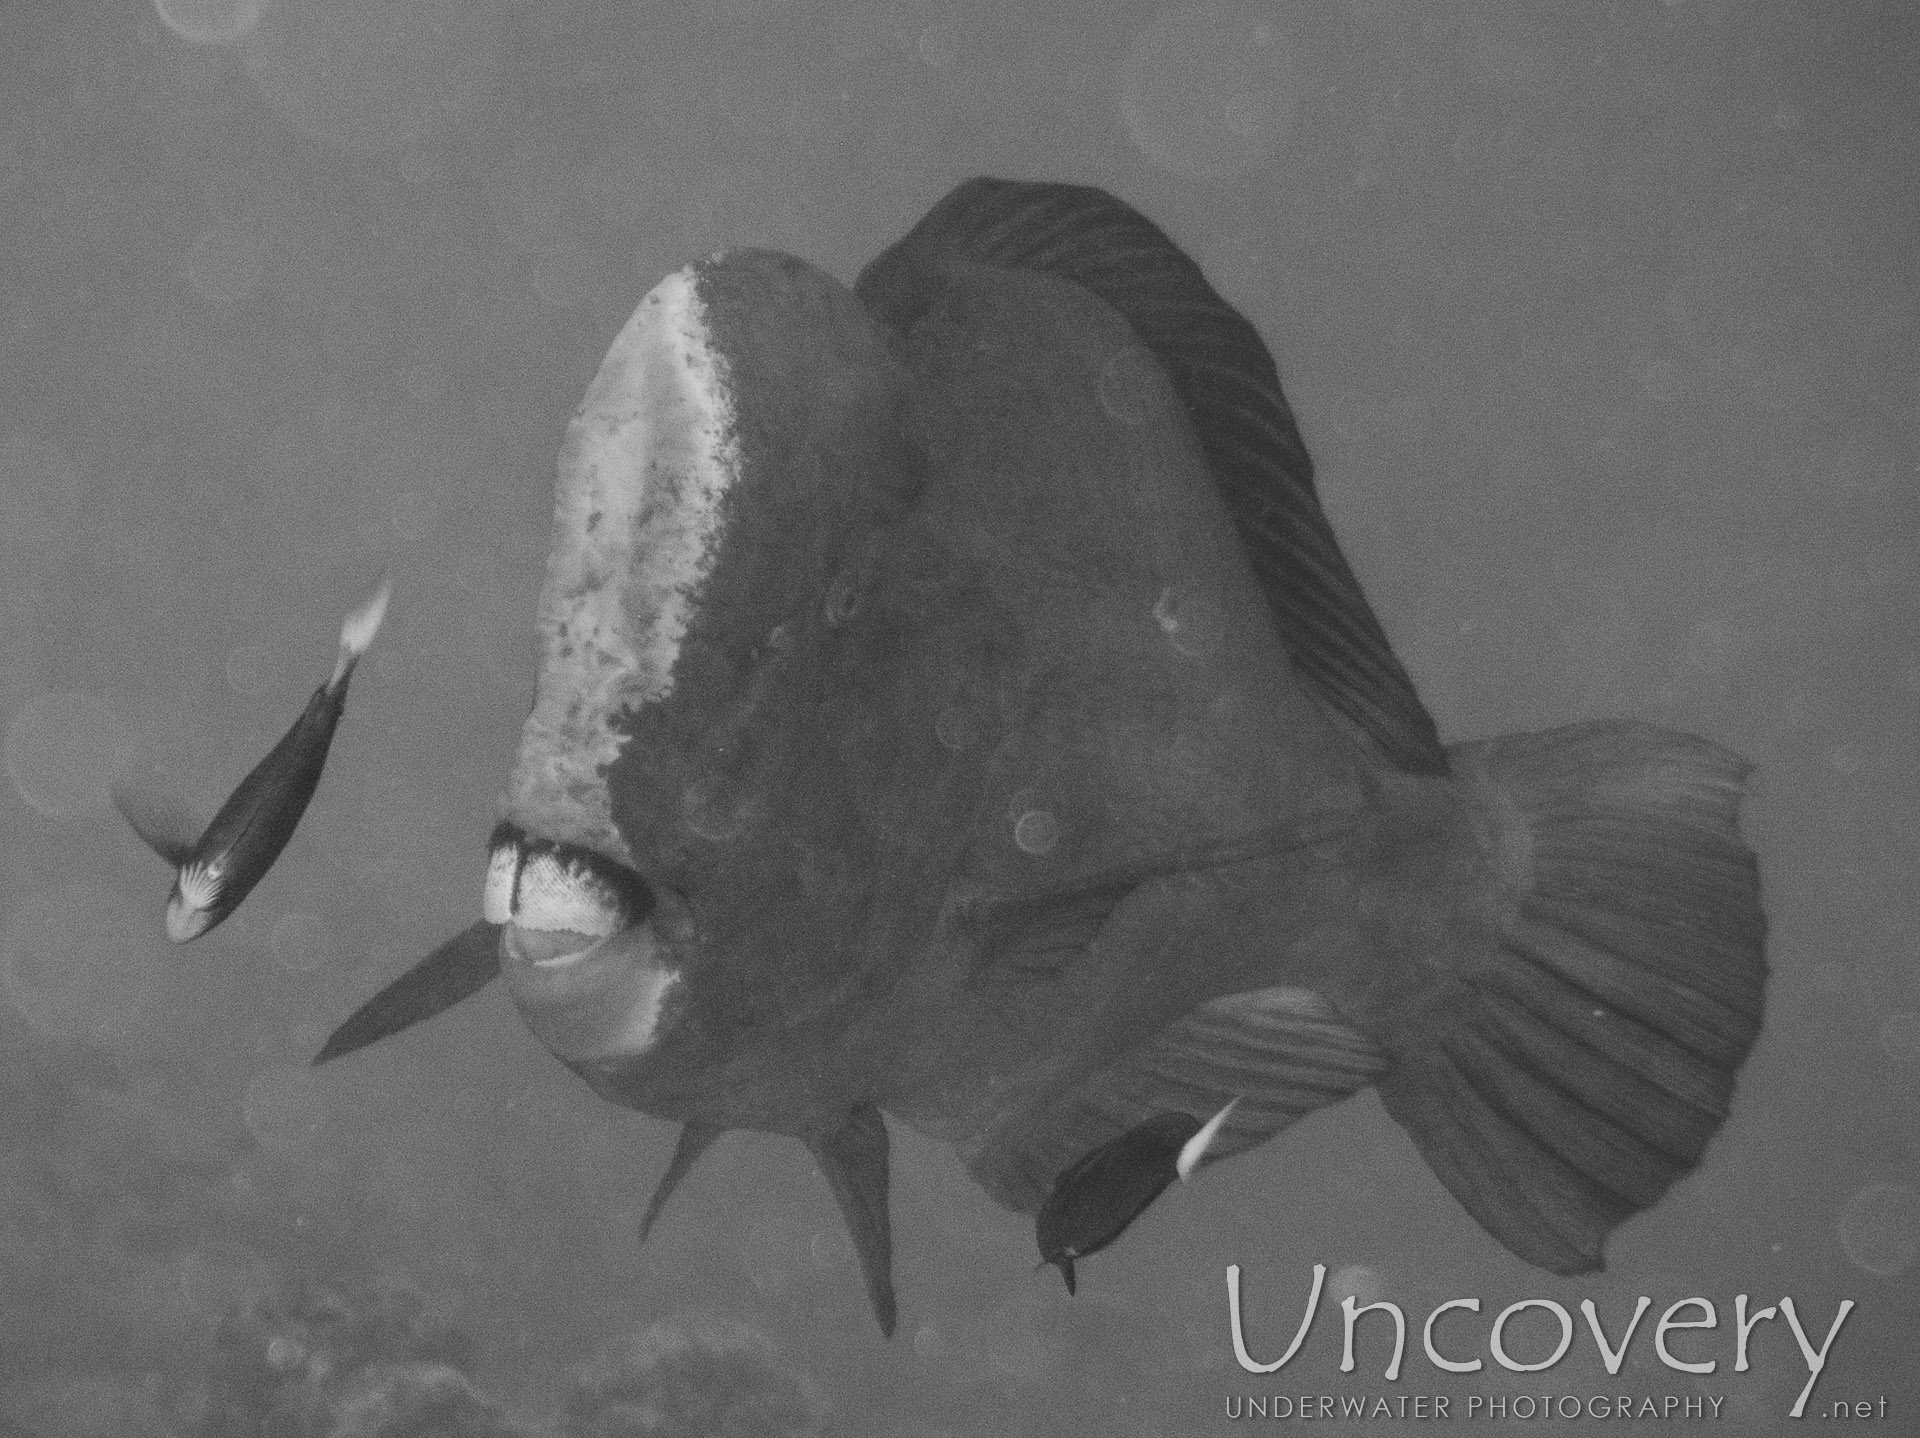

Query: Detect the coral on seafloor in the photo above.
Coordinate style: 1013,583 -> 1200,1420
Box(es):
559,1318 -> 828,1438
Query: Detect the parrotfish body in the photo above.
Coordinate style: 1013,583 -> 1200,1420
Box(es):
119,577 -> 390,942
320,180 -> 1766,1337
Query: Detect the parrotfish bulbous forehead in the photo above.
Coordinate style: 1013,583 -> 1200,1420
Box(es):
501,249 -> 921,870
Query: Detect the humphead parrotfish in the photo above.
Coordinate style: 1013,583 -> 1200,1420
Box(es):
118,576 -> 391,942
318,179 -> 1766,1337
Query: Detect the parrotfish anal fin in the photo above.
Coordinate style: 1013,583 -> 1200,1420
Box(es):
856,177 -> 1447,776
111,786 -> 199,867
313,921 -> 502,1065
808,1104 -> 897,1338
964,986 -> 1388,1214
639,1122 -> 724,1243
1369,721 -> 1766,1275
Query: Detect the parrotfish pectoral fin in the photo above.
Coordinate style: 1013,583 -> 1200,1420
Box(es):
1369,721 -> 1767,1275
1175,1098 -> 1240,1182
974,875 -> 1140,980
313,920 -> 501,1065
966,987 -> 1387,1215
639,1121 -> 724,1244
854,176 -> 1447,775
110,786 -> 199,867
808,1104 -> 897,1338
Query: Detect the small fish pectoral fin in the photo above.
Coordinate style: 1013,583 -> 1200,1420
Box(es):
313,921 -> 502,1065
963,985 -> 1387,1215
111,786 -> 199,868
639,1121 -> 724,1244
807,1103 -> 897,1338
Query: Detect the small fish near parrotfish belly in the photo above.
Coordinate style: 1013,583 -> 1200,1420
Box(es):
115,576 -> 391,943
315,176 -> 1767,1338
1037,1100 -> 1238,1295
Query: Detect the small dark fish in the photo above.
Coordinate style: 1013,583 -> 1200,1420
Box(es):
1037,1100 -> 1237,1294
117,577 -> 390,942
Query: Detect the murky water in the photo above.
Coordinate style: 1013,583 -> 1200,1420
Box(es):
0,2 -> 1911,1432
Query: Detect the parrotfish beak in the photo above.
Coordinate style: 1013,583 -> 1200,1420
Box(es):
484,826 -> 681,1065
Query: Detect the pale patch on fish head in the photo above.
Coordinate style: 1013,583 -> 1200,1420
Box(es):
493,250 -> 929,1109
502,263 -> 743,864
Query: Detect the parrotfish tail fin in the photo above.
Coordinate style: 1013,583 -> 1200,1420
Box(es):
313,921 -> 501,1064
807,1104 -> 897,1338
639,1122 -> 724,1244
1370,720 -> 1766,1274
327,572 -> 393,692
110,785 -> 198,867
855,177 -> 1446,775
964,988 -> 1388,1215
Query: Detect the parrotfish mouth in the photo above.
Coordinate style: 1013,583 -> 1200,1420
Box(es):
484,822 -> 681,1063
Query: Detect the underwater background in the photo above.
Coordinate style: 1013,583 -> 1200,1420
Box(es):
0,1 -> 1913,1433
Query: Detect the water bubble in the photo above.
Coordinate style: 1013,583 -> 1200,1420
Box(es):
1118,4 -> 1299,181
1837,1182 -> 1919,1277
0,433 -> 85,539
1878,1012 -> 1920,1062
1152,586 -> 1226,660
1013,809 -> 1059,856
934,706 -> 978,752
268,910 -> 334,972
224,641 -> 276,697
917,24 -> 958,69
1,883 -> 167,1048
742,1216 -> 797,1295
240,1064 -> 330,1157
531,246 -> 599,310
184,224 -> 268,306
242,0 -> 504,156
152,0 -> 268,46
1098,345 -> 1163,426
1641,358 -> 1682,404
4,692 -> 131,818
1326,1263 -> 1386,1306
683,772 -> 754,844
912,1322 -> 946,1358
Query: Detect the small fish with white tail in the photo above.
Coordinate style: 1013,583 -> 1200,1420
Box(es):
116,576 -> 391,942
1037,1098 -> 1239,1294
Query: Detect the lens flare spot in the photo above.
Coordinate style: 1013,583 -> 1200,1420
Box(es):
242,0 -> 503,155
268,910 -> 334,972
151,0 -> 268,46
240,1064 -> 331,1158
4,691 -> 131,819
1118,4 -> 1299,181
1013,809 -> 1060,856
1,883 -> 167,1049
1837,1182 -> 1919,1278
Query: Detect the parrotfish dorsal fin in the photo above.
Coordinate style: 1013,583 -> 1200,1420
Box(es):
807,1103 -> 897,1338
639,1121 -> 724,1243
312,921 -> 502,1065
855,177 -> 1447,776
111,786 -> 199,867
